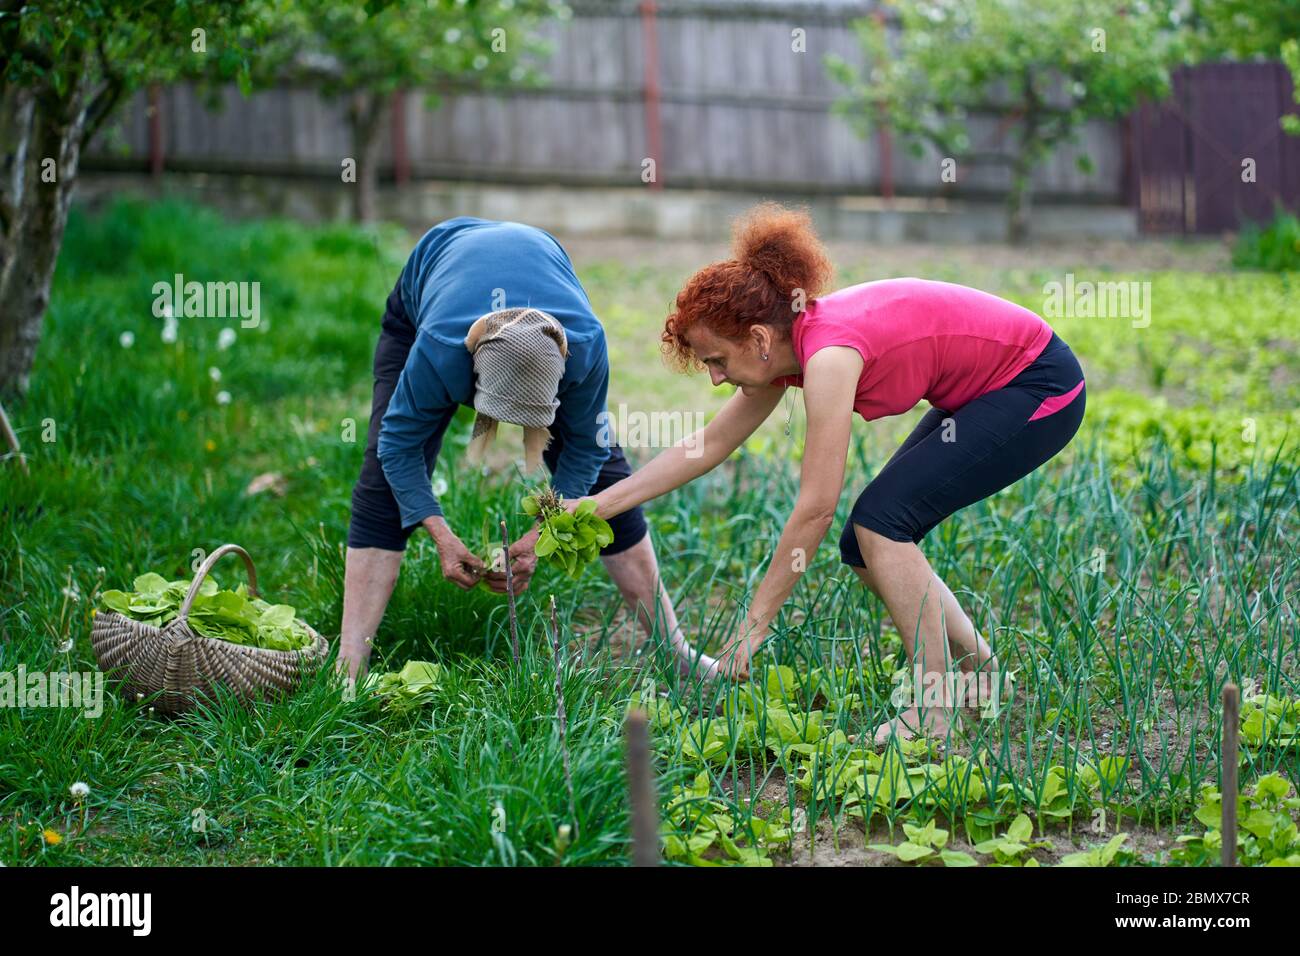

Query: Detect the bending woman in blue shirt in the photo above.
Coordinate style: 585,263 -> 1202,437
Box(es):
339,217 -> 686,680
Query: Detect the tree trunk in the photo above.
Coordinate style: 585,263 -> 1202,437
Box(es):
1007,156 -> 1033,244
0,69 -> 92,400
347,92 -> 385,224
1006,68 -> 1040,245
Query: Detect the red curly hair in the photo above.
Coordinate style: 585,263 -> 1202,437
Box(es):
662,203 -> 834,372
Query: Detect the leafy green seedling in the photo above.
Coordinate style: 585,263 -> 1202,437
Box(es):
973,813 -> 1051,866
524,485 -> 613,579
868,820 -> 976,866
1059,832 -> 1131,867
661,771 -> 785,867
1174,773 -> 1300,866
1240,691 -> 1300,751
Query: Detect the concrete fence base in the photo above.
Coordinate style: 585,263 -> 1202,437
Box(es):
75,172 -> 1138,243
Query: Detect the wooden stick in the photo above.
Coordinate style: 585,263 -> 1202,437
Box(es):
501,518 -> 519,666
550,595 -> 578,839
1221,682 -> 1239,866
0,400 -> 29,475
625,707 -> 660,866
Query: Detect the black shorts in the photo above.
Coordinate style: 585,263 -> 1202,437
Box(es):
839,331 -> 1086,565
347,282 -> 649,555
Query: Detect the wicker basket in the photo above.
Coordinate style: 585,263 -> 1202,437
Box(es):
90,544 -> 328,715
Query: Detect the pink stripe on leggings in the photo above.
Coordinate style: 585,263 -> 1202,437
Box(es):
1028,379 -> 1084,422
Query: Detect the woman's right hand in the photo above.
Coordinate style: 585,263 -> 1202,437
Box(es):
424,516 -> 485,589
669,631 -> 723,681
439,533 -> 485,589
560,495 -> 603,519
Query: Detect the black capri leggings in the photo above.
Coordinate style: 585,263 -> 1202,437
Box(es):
347,282 -> 649,555
839,331 -> 1086,565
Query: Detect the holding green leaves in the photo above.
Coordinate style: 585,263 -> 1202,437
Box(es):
523,486 -> 614,580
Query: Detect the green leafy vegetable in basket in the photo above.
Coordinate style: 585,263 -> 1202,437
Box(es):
363,660 -> 444,711
523,485 -> 613,580
98,572 -> 314,651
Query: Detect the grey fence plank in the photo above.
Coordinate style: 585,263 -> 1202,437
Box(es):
85,5 -> 1128,200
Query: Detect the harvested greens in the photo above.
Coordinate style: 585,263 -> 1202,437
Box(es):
98,572 -> 314,651
363,660 -> 444,711
473,526 -> 508,594
524,486 -> 613,579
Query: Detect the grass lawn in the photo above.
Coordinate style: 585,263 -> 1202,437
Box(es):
2,199 -> 1297,866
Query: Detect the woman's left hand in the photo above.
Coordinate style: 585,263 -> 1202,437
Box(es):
716,631 -> 759,681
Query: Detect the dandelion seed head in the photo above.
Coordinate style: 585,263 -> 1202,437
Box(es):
70,782 -> 90,799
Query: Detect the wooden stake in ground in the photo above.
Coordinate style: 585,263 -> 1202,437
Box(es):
0,400 -> 29,475
550,595 -> 578,838
501,519 -> 520,666
1221,682 -> 1239,867
625,707 -> 660,866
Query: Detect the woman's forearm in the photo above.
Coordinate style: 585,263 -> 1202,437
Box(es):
591,386 -> 784,519
593,434 -> 717,519
742,502 -> 836,636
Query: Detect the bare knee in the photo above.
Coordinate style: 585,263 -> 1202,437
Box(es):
854,525 -> 900,568
343,547 -> 403,611
600,535 -> 657,598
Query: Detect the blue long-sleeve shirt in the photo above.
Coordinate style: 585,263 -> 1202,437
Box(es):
376,217 -> 612,530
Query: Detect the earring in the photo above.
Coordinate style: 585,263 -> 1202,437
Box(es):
762,353 -> 769,361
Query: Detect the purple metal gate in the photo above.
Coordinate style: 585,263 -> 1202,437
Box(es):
1130,62 -> 1300,234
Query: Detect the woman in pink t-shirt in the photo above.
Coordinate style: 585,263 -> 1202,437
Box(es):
587,204 -> 1085,743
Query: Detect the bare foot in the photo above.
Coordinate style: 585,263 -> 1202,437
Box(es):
871,706 -> 956,746
948,631 -> 996,675
944,626 -> 1007,708
962,655 -> 1016,710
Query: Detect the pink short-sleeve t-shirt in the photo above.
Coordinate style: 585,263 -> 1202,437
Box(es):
773,278 -> 1055,421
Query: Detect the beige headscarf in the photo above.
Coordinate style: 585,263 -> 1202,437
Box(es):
464,307 -> 569,473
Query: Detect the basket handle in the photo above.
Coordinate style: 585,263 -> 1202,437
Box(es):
178,544 -> 259,621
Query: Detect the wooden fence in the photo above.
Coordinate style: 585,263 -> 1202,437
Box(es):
1130,61 -> 1300,233
86,0 -> 1125,201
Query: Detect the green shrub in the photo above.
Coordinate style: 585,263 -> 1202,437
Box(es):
1232,207 -> 1300,272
